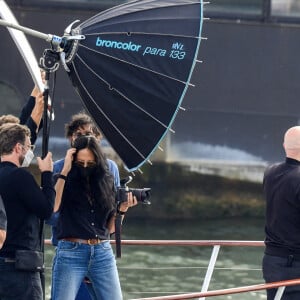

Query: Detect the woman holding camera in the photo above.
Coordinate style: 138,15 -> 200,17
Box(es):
51,135 -> 136,300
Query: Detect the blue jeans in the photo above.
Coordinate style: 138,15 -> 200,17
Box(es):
51,240 -> 122,300
262,254 -> 300,300
76,281 -> 93,300
0,259 -> 43,300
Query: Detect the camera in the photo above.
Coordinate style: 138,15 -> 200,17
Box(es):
116,176 -> 151,205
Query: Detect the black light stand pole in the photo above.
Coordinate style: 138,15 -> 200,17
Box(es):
39,48 -> 60,300
40,49 -> 60,158
42,71 -> 50,159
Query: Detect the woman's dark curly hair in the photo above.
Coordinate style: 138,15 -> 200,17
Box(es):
72,135 -> 115,210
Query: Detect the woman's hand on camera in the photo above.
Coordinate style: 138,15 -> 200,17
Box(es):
118,192 -> 138,213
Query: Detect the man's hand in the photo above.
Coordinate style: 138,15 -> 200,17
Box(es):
0,229 -> 6,249
30,71 -> 45,98
30,92 -> 44,130
37,152 -> 53,173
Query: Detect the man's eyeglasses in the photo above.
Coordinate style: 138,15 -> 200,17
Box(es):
22,144 -> 35,151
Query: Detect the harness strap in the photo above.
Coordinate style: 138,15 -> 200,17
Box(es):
115,214 -> 122,258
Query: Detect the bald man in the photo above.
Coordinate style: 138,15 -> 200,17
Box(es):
262,126 -> 300,300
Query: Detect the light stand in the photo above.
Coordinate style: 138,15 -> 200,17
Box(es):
39,49 -> 60,158
0,18 -> 84,300
0,19 -> 84,156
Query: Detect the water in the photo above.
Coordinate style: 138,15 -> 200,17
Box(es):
44,218 -> 267,300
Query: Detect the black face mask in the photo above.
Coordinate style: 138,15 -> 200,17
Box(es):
73,164 -> 96,179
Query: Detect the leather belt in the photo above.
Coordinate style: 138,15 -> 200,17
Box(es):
62,238 -> 106,245
265,246 -> 300,260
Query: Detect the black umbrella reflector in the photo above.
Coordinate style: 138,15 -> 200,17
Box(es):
65,0 -> 204,172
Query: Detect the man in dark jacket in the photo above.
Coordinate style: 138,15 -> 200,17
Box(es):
0,84 -> 44,145
263,126 -> 300,300
0,123 -> 55,300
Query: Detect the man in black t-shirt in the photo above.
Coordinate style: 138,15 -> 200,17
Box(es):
0,195 -> 6,249
263,126 -> 300,300
0,123 -> 55,300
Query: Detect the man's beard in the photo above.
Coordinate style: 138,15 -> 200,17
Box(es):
18,154 -> 25,166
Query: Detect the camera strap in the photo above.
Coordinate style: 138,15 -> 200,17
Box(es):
115,214 -> 122,258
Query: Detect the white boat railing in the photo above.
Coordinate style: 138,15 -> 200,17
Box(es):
45,239 -> 299,299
